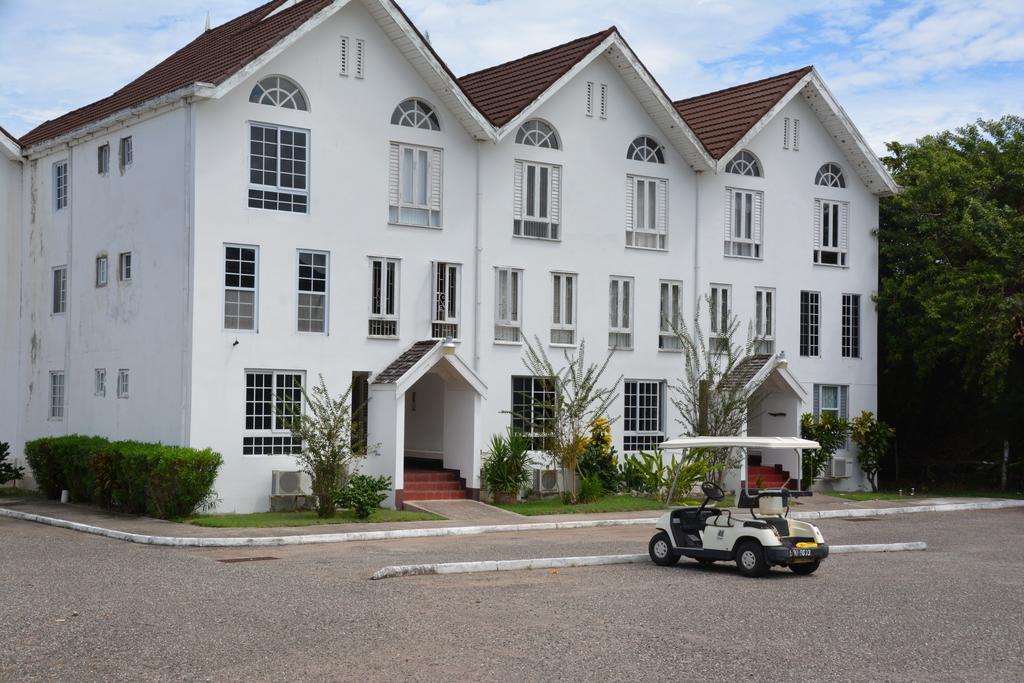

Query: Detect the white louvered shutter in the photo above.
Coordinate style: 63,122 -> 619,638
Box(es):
752,191 -> 763,247
513,160 -> 524,223
724,188 -> 733,251
793,119 -> 801,151
656,179 -> 667,235
839,386 -> 849,420
388,142 -> 400,210
813,384 -> 821,416
549,165 -> 561,225
340,36 -> 349,76
840,202 -> 850,257
625,175 -> 634,232
430,148 -> 443,214
813,199 -> 822,254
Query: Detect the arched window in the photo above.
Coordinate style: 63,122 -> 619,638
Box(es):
815,162 -> 846,188
390,98 -> 440,131
626,136 -> 665,163
724,150 -> 763,177
249,76 -> 308,111
515,120 -> 560,149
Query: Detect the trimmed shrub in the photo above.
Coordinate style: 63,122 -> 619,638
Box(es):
24,436 -> 222,519
577,474 -> 604,504
336,474 -> 391,518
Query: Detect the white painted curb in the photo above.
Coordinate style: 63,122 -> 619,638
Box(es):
1,498 -> 1020,548
369,542 -> 928,579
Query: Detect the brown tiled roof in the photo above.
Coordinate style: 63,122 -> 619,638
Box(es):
718,354 -> 774,392
373,340 -> 439,384
674,66 -> 812,159
457,27 -> 616,127
19,0 -> 333,148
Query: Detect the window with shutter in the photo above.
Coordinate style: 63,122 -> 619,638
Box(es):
609,276 -> 634,349
626,175 -> 668,249
389,142 -> 442,227
724,187 -> 763,258
754,287 -> 775,354
813,199 -> 848,266
709,284 -> 731,353
551,272 -> 577,345
368,257 -> 399,337
495,267 -> 524,343
431,262 -> 460,339
659,280 -> 683,351
513,160 -> 561,240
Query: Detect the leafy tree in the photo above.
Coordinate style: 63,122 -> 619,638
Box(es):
850,411 -> 895,492
577,418 -> 621,493
878,116 -> 1024,487
285,375 -> 370,518
668,296 -> 768,482
0,441 -> 25,486
800,413 -> 849,489
520,338 -> 620,503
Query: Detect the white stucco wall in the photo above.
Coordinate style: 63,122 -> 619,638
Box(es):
0,152 -> 24,473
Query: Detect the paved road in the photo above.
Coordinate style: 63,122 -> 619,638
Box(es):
2,510 -> 1022,681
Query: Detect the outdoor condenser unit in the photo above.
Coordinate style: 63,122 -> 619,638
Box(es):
272,470 -> 312,496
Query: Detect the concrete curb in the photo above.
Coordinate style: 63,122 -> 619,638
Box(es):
369,542 -> 928,579
1,499 -> 1020,548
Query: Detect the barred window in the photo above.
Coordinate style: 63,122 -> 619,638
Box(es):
623,380 -> 664,452
800,291 -> 820,357
248,123 -> 309,214
431,261 -> 460,339
369,257 -> 399,338
243,371 -> 304,456
842,294 -> 860,358
297,250 -> 328,334
225,245 -> 257,330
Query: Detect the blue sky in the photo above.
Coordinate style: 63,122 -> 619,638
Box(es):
1,0 -> 1022,153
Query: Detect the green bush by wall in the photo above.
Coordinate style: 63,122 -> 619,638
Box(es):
24,436 -> 222,519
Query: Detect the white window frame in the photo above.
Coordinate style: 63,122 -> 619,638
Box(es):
96,255 -> 108,288
724,187 -> 763,258
551,272 -> 577,346
49,371 -> 65,420
814,383 -> 849,451
368,256 -> 400,338
97,144 -> 110,175
842,293 -> 861,359
116,369 -> 130,399
626,175 -> 667,250
609,275 -> 634,350
659,280 -> 683,352
296,249 -> 329,334
54,160 -> 68,211
814,198 -> 849,266
52,266 -> 67,315
513,160 -> 561,240
94,368 -> 106,397
623,380 -> 665,452
431,261 -> 461,340
709,284 -> 731,353
494,266 -> 524,344
224,244 -> 258,332
242,370 -> 305,456
248,122 -> 310,214
119,136 -> 133,171
388,142 -> 442,227
754,287 -> 775,354
118,251 -> 132,282
511,375 -> 556,450
800,290 -> 821,357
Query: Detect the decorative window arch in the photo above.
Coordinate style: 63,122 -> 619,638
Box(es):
249,76 -> 308,111
626,136 -> 665,163
724,150 -> 763,177
515,119 -> 560,150
815,162 -> 846,188
390,98 -> 440,131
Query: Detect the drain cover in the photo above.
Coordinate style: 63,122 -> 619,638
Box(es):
216,556 -> 280,563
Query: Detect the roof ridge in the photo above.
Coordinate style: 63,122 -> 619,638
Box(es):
674,65 -> 813,105
458,26 -> 615,81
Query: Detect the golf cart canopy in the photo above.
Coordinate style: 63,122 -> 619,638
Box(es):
658,436 -> 820,450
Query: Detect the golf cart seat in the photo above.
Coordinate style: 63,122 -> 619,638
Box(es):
671,507 -> 721,532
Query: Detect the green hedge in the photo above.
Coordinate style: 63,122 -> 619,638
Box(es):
25,436 -> 222,519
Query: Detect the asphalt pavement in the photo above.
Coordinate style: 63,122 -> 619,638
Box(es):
2,509 -> 1022,681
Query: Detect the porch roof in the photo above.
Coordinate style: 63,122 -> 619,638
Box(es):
371,339 -> 487,397
373,340 -> 439,384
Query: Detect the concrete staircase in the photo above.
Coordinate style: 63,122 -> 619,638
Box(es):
403,464 -> 469,501
745,453 -> 797,489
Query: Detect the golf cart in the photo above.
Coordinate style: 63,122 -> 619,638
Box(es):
647,437 -> 829,577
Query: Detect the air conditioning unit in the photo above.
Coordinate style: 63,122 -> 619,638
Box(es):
533,468 -> 560,494
826,458 -> 850,479
272,470 -> 311,495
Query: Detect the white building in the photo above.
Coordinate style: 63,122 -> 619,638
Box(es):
0,0 -> 898,512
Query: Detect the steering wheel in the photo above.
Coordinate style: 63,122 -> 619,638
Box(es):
701,481 -> 726,501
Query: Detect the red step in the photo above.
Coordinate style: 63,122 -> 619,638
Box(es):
403,489 -> 469,501
404,471 -> 459,483
402,467 -> 468,501
404,481 -> 464,492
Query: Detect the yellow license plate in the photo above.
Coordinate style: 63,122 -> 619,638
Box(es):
795,542 -> 818,549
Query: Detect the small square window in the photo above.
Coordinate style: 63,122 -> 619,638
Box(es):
119,136 -> 133,171
94,369 -> 106,397
96,256 -> 108,287
118,252 -> 132,281
97,144 -> 110,175
117,369 -> 130,399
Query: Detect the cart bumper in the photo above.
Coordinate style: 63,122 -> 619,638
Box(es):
766,543 -> 830,565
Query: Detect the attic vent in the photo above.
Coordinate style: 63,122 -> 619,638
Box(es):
586,81 -> 594,117
793,118 -> 800,150
783,117 -> 800,150
354,38 -> 365,79
599,83 -> 608,119
340,36 -> 349,76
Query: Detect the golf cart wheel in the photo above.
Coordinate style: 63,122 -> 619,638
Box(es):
789,559 -> 821,575
735,541 -> 769,578
649,532 -> 679,566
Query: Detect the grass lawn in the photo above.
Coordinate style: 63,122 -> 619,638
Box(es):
493,494 -> 679,516
0,486 -> 38,497
184,509 -> 444,528
830,490 -> 1024,502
